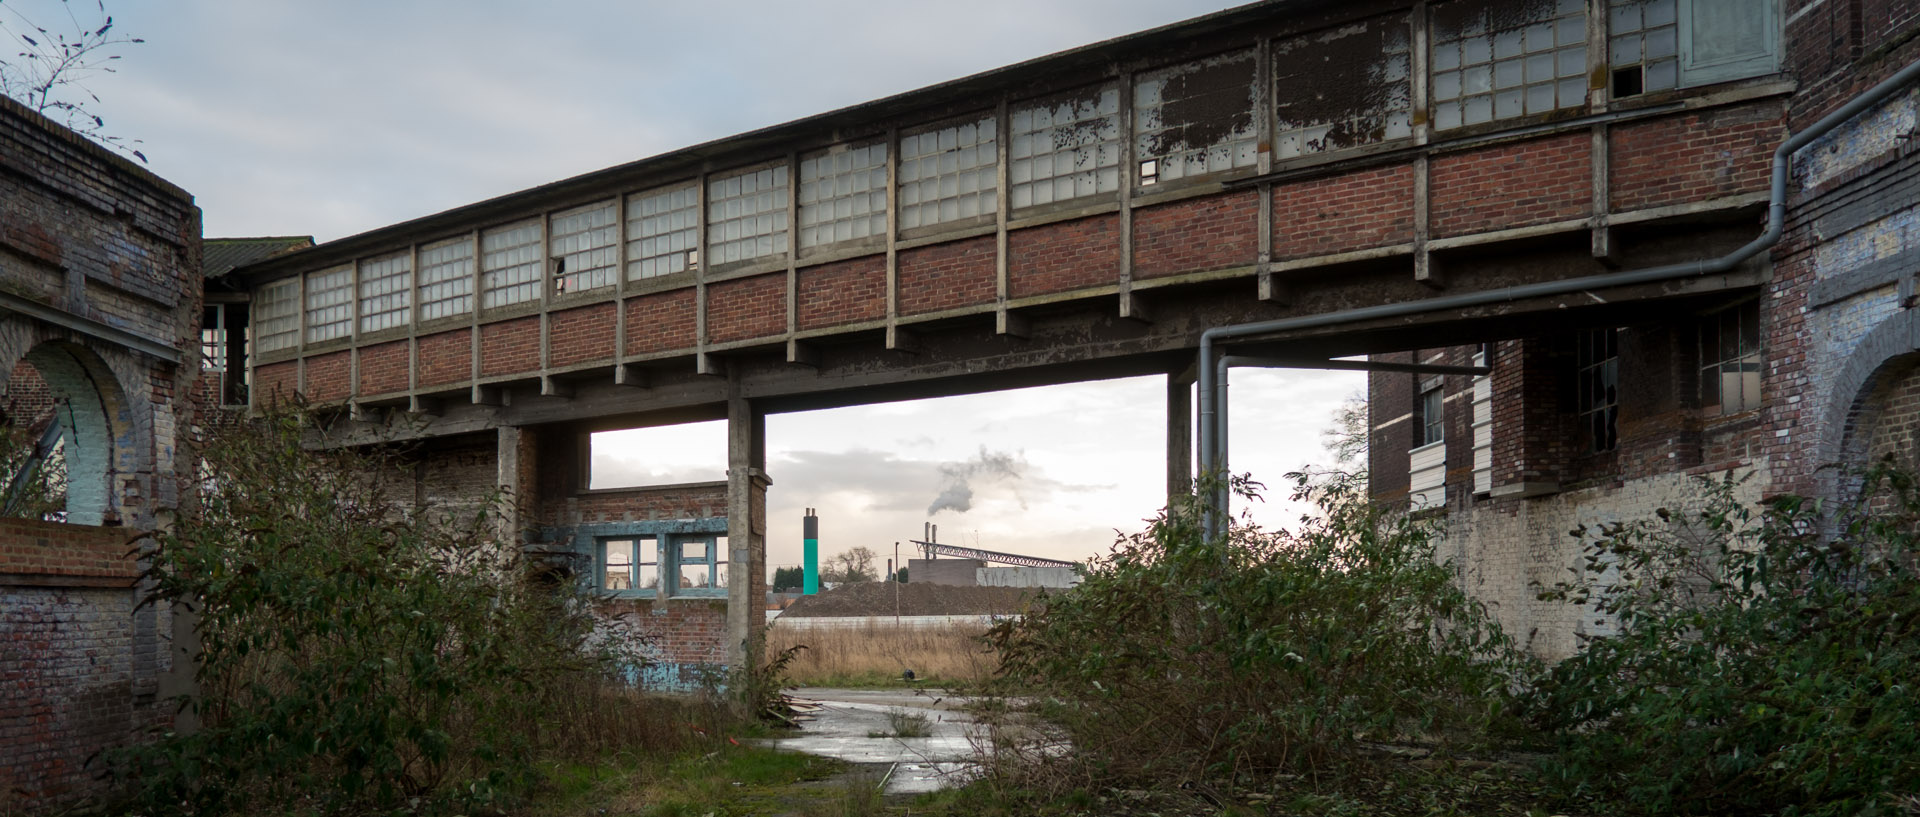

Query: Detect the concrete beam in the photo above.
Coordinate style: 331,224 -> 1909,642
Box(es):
724,384 -> 767,671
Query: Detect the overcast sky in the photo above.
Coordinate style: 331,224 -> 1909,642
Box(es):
5,0 -> 1360,571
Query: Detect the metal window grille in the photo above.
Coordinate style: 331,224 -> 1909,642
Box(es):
798,143 -> 888,249
303,265 -> 353,344
550,201 -> 618,294
1431,0 -> 1588,129
357,252 -> 412,334
706,165 -> 790,266
898,115 -> 997,230
627,184 -> 699,280
417,236 -> 475,321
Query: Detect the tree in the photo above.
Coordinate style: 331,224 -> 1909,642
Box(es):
0,0 -> 145,160
771,566 -> 804,592
821,546 -> 877,584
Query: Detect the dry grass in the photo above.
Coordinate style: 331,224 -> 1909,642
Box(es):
766,621 -> 999,686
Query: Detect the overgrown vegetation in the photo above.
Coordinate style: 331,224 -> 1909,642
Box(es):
1531,466 -> 1920,816
984,473 -> 1533,813
766,621 -> 997,688
113,409 -> 740,815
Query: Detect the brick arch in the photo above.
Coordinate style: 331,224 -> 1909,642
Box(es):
2,341 -> 132,526
1815,309 -> 1920,504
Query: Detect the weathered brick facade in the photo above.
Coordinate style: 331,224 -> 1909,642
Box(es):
0,94 -> 199,812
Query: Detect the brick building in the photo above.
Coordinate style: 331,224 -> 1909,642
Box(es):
219,0 -> 1920,668
0,95 -> 201,809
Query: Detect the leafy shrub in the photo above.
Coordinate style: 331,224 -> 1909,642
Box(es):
115,409 -> 660,815
987,473 -> 1528,798
1533,467 -> 1920,816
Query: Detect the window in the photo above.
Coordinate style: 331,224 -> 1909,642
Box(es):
1701,300 -> 1760,415
1430,0 -> 1587,130
1577,329 -> 1620,452
627,184 -> 699,280
1419,385 -> 1445,447
798,143 -> 888,250
898,115 -> 997,231
1609,0 -> 1778,97
707,165 -> 789,266
254,279 -> 299,353
481,220 -> 543,309
1133,51 -> 1258,185
201,305 -> 228,372
357,251 -> 412,334
417,236 -> 475,322
303,265 -> 353,343
600,536 -> 659,592
678,536 -> 728,591
1009,84 -> 1121,208
1274,17 -> 1413,160
550,201 -> 618,294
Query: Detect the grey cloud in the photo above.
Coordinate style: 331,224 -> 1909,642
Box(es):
928,447 -> 1025,516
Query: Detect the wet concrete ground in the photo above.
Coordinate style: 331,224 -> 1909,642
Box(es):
764,687 -> 984,794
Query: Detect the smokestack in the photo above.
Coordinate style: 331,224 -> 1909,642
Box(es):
803,508 -> 820,595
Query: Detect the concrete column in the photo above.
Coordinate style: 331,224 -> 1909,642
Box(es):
496,425 -> 537,544
1167,371 -> 1193,502
725,387 -> 767,670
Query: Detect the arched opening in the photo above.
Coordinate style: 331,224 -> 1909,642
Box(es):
0,341 -> 127,526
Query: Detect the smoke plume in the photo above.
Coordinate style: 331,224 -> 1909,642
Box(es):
927,447 -> 1024,516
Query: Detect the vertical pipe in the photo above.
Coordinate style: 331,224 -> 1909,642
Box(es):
802,508 -> 820,595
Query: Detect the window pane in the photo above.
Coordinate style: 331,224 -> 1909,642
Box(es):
1432,0 -> 1587,128
255,279 -> 300,353
627,183 -> 699,280
357,252 -> 413,334
304,266 -> 353,343
898,115 -> 996,230
798,142 -> 888,249
1009,84 -> 1119,209
480,220 -> 543,309
1135,50 -> 1258,179
550,200 -> 618,294
604,539 -> 634,591
418,236 -> 475,322
707,165 -> 789,265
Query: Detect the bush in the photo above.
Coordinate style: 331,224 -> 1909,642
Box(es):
115,409 -> 665,815
1533,466 -> 1920,816
986,473 -> 1529,802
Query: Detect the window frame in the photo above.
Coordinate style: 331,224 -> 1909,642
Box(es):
1576,328 -> 1620,454
1700,299 -> 1761,417
594,533 -> 728,598
1418,384 -> 1445,448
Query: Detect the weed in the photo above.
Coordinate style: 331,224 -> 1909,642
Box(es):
868,708 -> 934,738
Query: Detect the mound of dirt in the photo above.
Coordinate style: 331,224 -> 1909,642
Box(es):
780,582 -> 1042,617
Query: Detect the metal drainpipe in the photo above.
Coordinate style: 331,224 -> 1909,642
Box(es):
1197,57 -> 1920,540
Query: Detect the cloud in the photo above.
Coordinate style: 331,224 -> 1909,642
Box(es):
928,447 -> 1026,516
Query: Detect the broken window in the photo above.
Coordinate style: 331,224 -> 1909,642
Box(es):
707,165 -> 790,266
600,536 -> 660,592
303,265 -> 353,344
201,305 -> 229,372
254,278 -> 300,353
1274,17 -> 1413,160
1009,84 -> 1121,208
627,183 -> 699,280
1577,328 -> 1619,453
899,115 -> 997,231
678,536 -> 728,591
480,220 -> 543,309
1134,50 -> 1258,185
549,201 -> 618,295
1609,0 -> 1777,98
417,236 -> 475,322
799,142 -> 888,250
1701,300 -> 1760,416
357,251 -> 412,334
1430,0 -> 1588,129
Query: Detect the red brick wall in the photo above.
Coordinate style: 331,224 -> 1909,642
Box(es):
626,290 -> 697,355
254,361 -> 298,404
543,483 -> 730,527
797,256 -> 886,330
707,274 -> 787,344
1009,215 -> 1119,298
1133,191 -> 1258,278
0,518 -> 138,585
417,329 -> 471,387
1610,105 -> 1780,213
357,341 -> 408,396
304,351 -> 351,402
479,316 -> 539,377
550,303 -> 616,367
599,598 -> 729,674
1273,164 -> 1416,260
898,235 -> 996,315
1432,133 -> 1590,237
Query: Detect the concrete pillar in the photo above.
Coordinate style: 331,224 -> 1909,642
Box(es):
496,425 -> 537,543
1167,370 -> 1194,502
725,387 -> 768,670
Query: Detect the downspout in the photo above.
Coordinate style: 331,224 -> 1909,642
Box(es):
1197,57 -> 1920,539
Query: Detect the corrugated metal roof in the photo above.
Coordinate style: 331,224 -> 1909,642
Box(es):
203,236 -> 313,280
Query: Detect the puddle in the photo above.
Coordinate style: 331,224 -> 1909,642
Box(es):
764,687 -> 986,794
